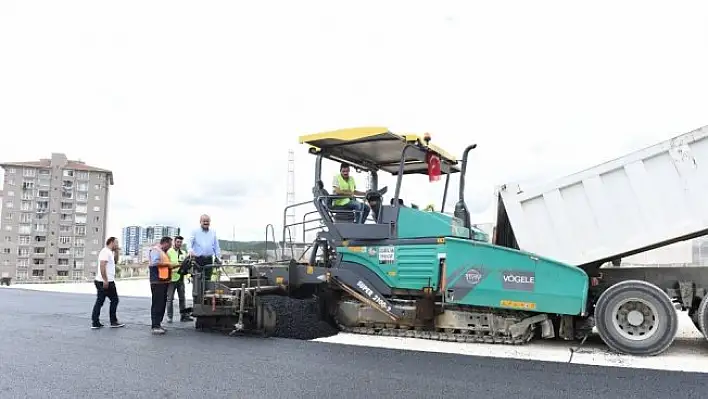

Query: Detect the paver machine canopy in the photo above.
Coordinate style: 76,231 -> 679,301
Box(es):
300,126 -> 477,242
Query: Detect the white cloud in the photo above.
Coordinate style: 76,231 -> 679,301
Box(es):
1,0 -> 707,242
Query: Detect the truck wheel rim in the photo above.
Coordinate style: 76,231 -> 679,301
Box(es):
610,297 -> 659,341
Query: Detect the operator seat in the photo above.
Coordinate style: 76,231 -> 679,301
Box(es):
314,180 -> 356,223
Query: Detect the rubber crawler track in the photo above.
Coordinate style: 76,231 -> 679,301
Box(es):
334,303 -> 537,345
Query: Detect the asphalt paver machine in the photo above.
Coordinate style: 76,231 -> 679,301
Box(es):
253,126 -> 705,356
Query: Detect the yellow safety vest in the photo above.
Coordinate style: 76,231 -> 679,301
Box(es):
167,248 -> 188,282
334,174 -> 356,207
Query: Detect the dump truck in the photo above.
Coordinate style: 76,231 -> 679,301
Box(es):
205,124 -> 708,357
493,124 -> 708,353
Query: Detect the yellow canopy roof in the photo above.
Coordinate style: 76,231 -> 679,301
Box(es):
298,127 -> 460,175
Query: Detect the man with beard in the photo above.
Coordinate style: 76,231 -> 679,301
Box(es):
166,235 -> 193,323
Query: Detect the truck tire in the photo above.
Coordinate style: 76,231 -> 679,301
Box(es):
594,280 -> 678,356
695,295 -> 708,340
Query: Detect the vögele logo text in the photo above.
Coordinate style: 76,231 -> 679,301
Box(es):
502,274 -> 534,284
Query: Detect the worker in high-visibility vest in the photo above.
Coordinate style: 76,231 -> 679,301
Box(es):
166,235 -> 193,323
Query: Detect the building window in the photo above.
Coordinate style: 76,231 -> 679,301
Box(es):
3,236 -> 10,242
6,191 -> 14,197
38,169 -> 50,177
60,202 -> 73,210
33,247 -> 45,254
74,226 -> 86,236
37,190 -> 49,198
58,247 -> 70,255
17,259 -> 29,267
93,206 -> 100,212
58,236 -> 71,245
7,167 -> 15,174
72,270 -> 83,279
19,213 -> 32,223
63,170 -> 74,177
77,171 -> 89,180
18,247 -> 30,257
2,248 -> 9,254
58,259 -> 69,266
75,238 -> 85,247
34,224 -> 47,232
57,270 -> 69,277
74,248 -> 85,257
18,225 -> 31,234
77,193 -> 88,202
31,269 -> 44,276
19,236 -> 30,245
61,191 -> 73,199
75,215 -> 87,224
94,195 -> 100,201
32,258 -> 44,265
59,225 -> 71,233
77,183 -> 88,192
75,260 -> 85,270
23,168 -> 36,177
5,201 -> 13,209
75,204 -> 87,213
20,201 -> 31,211
4,212 -> 12,221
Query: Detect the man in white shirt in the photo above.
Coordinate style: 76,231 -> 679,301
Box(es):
91,236 -> 125,329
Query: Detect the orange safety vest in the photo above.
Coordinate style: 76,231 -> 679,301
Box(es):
151,246 -> 172,282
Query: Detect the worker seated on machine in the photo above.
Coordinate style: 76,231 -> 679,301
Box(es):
332,162 -> 370,224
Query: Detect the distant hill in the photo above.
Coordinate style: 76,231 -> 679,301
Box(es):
218,240 -> 265,251
217,240 -> 283,256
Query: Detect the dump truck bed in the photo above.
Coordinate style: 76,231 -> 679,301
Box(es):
495,124 -> 708,267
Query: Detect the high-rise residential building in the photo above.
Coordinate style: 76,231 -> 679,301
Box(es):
142,225 -> 180,245
0,153 -> 113,281
121,225 -> 142,257
120,224 -> 181,260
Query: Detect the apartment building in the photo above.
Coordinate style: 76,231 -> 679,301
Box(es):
0,153 -> 114,281
121,225 -> 180,256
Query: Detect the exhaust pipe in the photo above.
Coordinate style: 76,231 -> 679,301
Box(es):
454,144 -> 477,233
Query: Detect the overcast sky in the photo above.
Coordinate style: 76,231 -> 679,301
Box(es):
1,0 -> 706,242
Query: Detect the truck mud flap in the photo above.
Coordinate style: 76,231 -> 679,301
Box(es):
330,268 -> 403,321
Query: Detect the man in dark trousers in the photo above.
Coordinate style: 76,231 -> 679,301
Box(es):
148,236 -> 173,335
91,237 -> 125,329
187,214 -> 222,290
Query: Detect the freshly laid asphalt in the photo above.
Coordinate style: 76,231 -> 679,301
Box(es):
1,288 -> 707,399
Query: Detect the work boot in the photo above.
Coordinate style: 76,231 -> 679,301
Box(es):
110,321 -> 125,328
91,322 -> 104,329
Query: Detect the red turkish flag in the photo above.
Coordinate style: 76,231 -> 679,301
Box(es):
426,152 -> 441,182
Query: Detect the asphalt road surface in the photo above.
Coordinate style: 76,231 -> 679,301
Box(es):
1,288 -> 707,399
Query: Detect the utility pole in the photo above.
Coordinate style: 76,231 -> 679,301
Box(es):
286,149 -> 296,244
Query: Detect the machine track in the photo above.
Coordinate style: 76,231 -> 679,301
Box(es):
333,300 -> 538,345
337,324 -> 535,345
